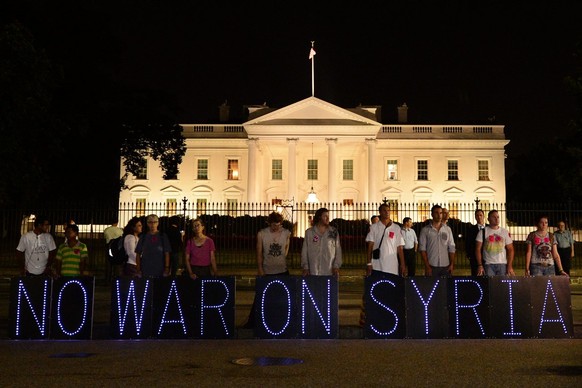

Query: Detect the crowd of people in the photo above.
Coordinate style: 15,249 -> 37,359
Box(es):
16,208 -> 574,282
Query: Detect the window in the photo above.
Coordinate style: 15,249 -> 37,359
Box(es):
343,199 -> 354,206
478,160 -> 490,181
308,159 -> 318,180
136,198 -> 146,217
387,160 -> 398,180
166,198 -> 177,216
448,160 -> 459,180
227,159 -> 239,180
136,158 -> 147,180
417,160 -> 428,180
197,159 -> 208,180
272,159 -> 282,180
343,160 -> 353,180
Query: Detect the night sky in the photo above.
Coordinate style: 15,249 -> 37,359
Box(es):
3,1 -> 582,201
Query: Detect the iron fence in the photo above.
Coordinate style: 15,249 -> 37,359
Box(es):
1,201 -> 580,279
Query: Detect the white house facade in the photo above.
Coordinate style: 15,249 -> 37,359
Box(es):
119,97 -> 509,222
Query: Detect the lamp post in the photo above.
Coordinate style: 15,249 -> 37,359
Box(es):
182,196 -> 188,231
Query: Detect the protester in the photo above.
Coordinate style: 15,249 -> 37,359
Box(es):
184,218 -> 218,278
103,219 -> 123,243
122,217 -> 143,277
55,224 -> 89,276
301,207 -> 342,277
244,212 -> 291,329
366,203 -> 405,277
525,215 -> 568,277
165,215 -> 184,276
419,205 -> 455,277
400,217 -> 418,276
475,210 -> 515,276
16,215 -> 57,277
554,220 -> 575,275
465,209 -> 486,276
135,214 -> 171,278
104,218 -> 124,280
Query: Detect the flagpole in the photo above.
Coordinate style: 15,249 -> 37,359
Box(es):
310,41 -> 315,96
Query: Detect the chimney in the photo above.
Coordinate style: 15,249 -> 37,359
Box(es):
397,103 -> 408,123
219,100 -> 230,123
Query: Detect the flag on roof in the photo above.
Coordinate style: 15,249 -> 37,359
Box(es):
309,47 -> 316,60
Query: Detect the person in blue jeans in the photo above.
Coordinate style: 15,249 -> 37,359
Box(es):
525,215 -> 568,277
475,210 -> 514,276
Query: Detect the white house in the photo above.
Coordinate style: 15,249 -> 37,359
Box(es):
119,96 -> 509,223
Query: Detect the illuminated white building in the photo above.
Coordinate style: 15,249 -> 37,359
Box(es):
119,96 -> 509,221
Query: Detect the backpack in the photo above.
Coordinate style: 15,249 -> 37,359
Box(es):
107,235 -> 128,265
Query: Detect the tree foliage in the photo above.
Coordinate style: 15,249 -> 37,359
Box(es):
119,122 -> 186,190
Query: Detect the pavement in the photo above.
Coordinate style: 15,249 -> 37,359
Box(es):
0,269 -> 581,387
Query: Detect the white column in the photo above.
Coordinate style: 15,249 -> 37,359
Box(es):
366,138 -> 377,202
287,138 -> 298,201
326,138 -> 337,203
247,138 -> 259,202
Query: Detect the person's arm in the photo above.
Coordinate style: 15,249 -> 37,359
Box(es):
210,246 -> 218,276
397,245 -> 406,277
135,253 -> 142,275
421,251 -> 431,276
16,249 -> 25,276
184,240 -> 195,279
366,241 -> 374,276
163,235 -> 171,276
447,229 -> 455,274
301,233 -> 309,276
505,243 -> 515,276
552,243 -> 568,276
256,231 -> 264,276
55,247 -> 62,276
46,248 -> 57,276
525,243 -> 532,276
163,251 -> 170,277
475,241 -> 485,276
333,231 -> 342,277
447,252 -> 455,275
79,245 -> 89,275
419,228 -> 431,276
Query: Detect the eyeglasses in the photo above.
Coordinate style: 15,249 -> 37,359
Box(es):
147,221 -> 158,224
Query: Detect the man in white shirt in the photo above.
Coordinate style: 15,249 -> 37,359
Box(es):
16,215 -> 57,276
419,205 -> 456,277
401,217 -> 418,276
475,210 -> 515,276
366,204 -> 405,276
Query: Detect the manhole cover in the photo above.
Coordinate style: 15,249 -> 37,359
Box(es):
49,353 -> 96,358
232,357 -> 303,366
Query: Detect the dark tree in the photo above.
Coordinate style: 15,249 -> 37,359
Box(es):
0,21 -> 65,207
